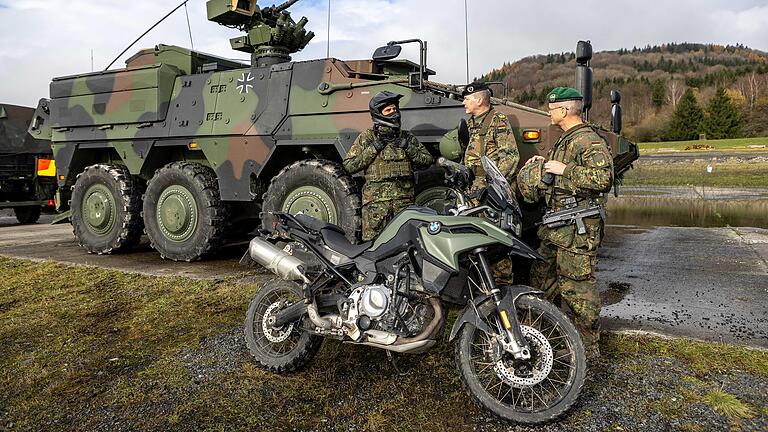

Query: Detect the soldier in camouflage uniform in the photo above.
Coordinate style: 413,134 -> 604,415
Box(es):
461,82 -> 520,285
343,91 -> 433,241
461,82 -> 520,197
523,87 -> 614,359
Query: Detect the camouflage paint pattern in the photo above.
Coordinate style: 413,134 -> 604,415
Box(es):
529,122 -> 613,352
462,109 -> 520,197
343,127 -> 432,240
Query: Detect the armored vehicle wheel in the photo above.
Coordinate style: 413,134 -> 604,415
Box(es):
143,162 -> 228,261
13,206 -> 41,224
415,169 -> 457,214
261,160 -> 361,242
71,164 -> 144,254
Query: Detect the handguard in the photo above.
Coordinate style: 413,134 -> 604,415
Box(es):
541,198 -> 606,234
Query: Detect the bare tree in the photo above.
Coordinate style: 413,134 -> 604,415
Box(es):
666,79 -> 684,108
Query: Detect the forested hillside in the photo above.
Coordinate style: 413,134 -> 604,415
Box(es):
481,43 -> 768,141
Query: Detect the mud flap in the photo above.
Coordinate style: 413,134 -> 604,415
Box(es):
449,285 -> 543,342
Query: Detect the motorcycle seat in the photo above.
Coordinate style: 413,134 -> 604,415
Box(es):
292,214 -> 371,258
321,229 -> 372,258
294,213 -> 345,234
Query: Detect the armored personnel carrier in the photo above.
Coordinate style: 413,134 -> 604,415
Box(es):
28,0 -> 637,260
1,103 -> 55,224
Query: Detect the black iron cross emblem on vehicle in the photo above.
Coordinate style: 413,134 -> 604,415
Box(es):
237,72 -> 254,94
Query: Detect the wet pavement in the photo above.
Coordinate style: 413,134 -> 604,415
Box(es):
598,225 -> 768,348
1,210 -> 767,349
0,209 -> 257,280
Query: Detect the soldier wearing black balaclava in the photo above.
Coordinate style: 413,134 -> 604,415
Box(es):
343,91 -> 433,240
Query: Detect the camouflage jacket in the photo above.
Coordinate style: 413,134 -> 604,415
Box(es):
539,123 -> 614,254
343,127 -> 433,205
462,109 -> 520,194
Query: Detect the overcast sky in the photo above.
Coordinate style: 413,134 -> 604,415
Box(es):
1,0 -> 767,107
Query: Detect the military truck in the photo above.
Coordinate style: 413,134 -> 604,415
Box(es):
1,103 -> 55,224
28,0 -> 637,261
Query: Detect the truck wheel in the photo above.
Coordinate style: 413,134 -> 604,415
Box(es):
13,206 -> 42,224
143,162 -> 228,261
261,160 -> 361,242
71,164 -> 144,254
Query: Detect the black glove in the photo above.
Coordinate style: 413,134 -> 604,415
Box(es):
372,138 -> 387,152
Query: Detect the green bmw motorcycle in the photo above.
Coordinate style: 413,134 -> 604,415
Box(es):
244,156 -> 586,424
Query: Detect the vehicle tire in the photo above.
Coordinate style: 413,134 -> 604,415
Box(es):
70,164 -> 144,254
143,162 -> 228,261
414,167 -> 457,214
244,279 -> 322,373
455,294 -> 586,424
13,206 -> 41,224
261,159 -> 361,242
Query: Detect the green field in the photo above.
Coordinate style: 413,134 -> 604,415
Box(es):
623,160 -> 768,188
1,257 -> 767,431
638,137 -> 768,153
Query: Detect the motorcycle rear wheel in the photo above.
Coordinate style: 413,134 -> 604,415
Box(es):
244,280 -> 322,373
454,295 -> 586,424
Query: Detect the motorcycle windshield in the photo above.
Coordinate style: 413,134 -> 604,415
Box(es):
481,156 -> 522,217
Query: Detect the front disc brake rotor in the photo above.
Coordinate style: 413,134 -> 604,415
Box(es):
493,325 -> 554,388
262,301 -> 295,343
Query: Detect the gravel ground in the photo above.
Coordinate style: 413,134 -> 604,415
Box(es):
30,327 -> 762,432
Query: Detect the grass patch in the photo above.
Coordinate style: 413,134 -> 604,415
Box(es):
639,137 -> 768,153
603,334 -> 768,377
622,160 -> 768,187
702,390 -> 756,420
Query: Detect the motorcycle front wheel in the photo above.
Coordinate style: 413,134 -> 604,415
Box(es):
244,280 -> 322,373
454,294 -> 586,424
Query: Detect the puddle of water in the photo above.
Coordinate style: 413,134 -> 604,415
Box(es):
606,196 -> 768,228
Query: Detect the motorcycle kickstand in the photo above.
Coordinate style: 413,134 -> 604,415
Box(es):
386,351 -> 408,376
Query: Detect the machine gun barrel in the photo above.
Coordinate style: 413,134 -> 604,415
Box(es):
274,0 -> 301,13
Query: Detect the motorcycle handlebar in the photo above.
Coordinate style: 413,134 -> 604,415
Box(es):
437,157 -> 472,177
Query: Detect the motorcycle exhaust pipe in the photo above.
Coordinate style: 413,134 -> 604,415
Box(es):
248,237 -> 310,283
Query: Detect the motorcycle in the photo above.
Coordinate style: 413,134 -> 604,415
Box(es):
243,156 -> 586,424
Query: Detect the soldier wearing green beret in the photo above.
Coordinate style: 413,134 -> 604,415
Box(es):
523,86 -> 613,359
343,91 -> 433,241
462,81 -> 520,285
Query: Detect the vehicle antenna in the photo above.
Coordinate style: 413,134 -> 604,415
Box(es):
464,0 -> 470,82
103,0 -> 189,71
184,1 -> 194,51
326,0 -> 331,58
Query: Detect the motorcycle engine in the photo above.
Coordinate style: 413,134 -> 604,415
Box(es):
345,283 -> 431,337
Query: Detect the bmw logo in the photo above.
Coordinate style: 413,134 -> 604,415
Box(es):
427,221 -> 442,235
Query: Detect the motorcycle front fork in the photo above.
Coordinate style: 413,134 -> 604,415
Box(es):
476,251 -> 532,361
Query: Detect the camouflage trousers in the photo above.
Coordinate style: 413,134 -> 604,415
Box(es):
362,198 -> 412,241
492,258 -> 514,286
531,239 -> 602,351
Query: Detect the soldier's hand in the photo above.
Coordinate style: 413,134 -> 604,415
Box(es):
526,155 -> 545,165
544,160 -> 567,175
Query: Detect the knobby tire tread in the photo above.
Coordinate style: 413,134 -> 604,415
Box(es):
71,164 -> 144,254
